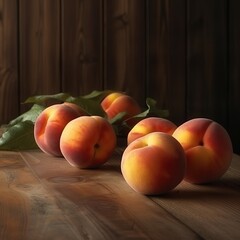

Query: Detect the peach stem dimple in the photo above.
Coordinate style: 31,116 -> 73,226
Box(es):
94,143 -> 100,149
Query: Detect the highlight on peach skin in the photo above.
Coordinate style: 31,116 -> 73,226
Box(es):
101,92 -> 141,125
172,118 -> 233,184
34,103 -> 85,157
121,132 -> 186,195
60,116 -> 117,169
127,117 -> 177,145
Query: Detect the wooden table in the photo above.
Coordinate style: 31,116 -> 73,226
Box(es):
0,148 -> 240,240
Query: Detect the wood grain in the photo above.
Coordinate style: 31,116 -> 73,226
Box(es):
20,150 -> 199,239
0,0 -> 19,124
0,151 -> 81,240
0,1 -> 240,154
61,0 -> 103,96
148,0 -> 186,125
186,0 -> 228,125
104,0 -> 146,105
152,163 -> 240,240
19,0 -> 61,112
0,148 -> 240,239
228,0 -> 240,154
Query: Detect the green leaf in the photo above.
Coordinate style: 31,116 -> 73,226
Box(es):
108,112 -> 127,125
24,92 -> 71,106
105,97 -> 170,136
126,97 -> 169,121
0,121 -> 38,150
0,91 -> 170,151
82,90 -> 115,102
114,97 -> 169,135
65,96 -> 106,117
8,104 -> 45,127
24,91 -> 113,117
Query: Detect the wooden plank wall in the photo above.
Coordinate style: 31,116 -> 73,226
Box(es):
0,0 -> 239,153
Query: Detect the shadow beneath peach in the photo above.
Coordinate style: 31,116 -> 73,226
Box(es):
152,177 -> 240,201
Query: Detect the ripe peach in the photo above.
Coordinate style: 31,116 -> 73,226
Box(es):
60,116 -> 117,168
127,117 -> 177,145
64,102 -> 89,116
172,118 -> 233,184
101,92 -> 141,125
34,103 -> 85,156
121,132 -> 186,195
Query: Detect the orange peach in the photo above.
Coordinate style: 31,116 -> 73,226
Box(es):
121,132 -> 186,195
127,117 -> 177,145
172,118 -> 233,184
34,103 -> 85,156
64,102 -> 89,116
60,116 -> 117,168
101,92 -> 141,125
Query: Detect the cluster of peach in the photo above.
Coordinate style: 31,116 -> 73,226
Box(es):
34,92 -> 233,195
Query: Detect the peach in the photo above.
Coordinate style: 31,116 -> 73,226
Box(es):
64,102 -> 89,116
172,118 -> 233,184
127,117 -> 177,145
34,103 -> 85,156
60,116 -> 117,168
101,92 -> 141,126
121,132 -> 186,195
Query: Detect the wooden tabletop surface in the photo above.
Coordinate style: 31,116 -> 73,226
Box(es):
0,147 -> 239,240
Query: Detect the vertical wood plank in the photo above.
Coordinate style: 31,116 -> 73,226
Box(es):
228,0 -> 240,154
0,0 -> 19,124
147,0 -> 186,125
186,0 -> 228,126
19,0 -> 61,112
104,0 -> 146,106
61,0 -> 103,96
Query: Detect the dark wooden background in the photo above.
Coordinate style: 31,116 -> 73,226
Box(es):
0,0 -> 239,153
